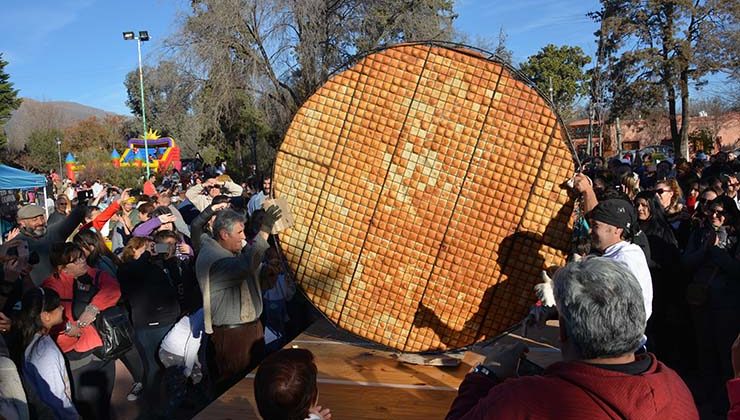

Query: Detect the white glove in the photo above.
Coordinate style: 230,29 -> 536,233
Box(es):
533,270 -> 556,307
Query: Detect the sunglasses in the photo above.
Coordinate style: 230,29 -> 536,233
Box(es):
655,189 -> 669,195
710,209 -> 725,217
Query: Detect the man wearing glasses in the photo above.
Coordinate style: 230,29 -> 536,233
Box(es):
723,174 -> 740,210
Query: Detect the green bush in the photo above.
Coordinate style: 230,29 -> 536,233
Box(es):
76,148 -> 146,188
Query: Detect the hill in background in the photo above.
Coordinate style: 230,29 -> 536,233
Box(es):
4,98 -> 126,150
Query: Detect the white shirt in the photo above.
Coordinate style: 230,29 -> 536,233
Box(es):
91,182 -> 104,197
24,334 -> 78,420
247,191 -> 267,216
602,241 -> 653,320
160,309 -> 204,377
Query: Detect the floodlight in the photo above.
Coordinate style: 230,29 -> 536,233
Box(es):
123,32 -> 135,40
139,31 -> 150,41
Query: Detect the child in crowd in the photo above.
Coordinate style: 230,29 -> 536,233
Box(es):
254,348 -> 331,420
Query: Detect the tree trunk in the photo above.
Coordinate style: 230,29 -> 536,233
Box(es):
668,87 -> 681,155
660,2 -> 681,156
679,68 -> 691,159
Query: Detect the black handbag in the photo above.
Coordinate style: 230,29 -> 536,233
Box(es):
73,271 -> 135,361
93,304 -> 135,361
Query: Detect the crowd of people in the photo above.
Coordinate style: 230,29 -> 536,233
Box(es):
0,164 -> 316,419
1,149 -> 739,419
450,150 -> 740,419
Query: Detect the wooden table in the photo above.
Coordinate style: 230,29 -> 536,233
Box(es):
195,319 -> 560,419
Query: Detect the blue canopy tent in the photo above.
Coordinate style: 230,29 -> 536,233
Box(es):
0,164 -> 47,190
0,164 -> 49,243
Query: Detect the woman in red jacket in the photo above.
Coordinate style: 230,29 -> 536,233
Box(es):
43,242 -> 121,420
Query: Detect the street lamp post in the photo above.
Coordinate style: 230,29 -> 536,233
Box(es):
55,137 -> 63,180
123,30 -> 151,178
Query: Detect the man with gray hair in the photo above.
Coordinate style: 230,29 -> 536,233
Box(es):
195,206 -> 281,384
447,257 -> 698,420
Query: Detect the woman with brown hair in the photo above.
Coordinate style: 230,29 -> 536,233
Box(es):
73,229 -> 121,277
13,287 -> 78,419
42,243 -> 121,419
120,237 -> 152,263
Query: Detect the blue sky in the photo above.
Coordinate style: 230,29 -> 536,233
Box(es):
0,0 -> 719,116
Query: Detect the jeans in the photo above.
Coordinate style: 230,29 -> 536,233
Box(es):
68,354 -> 115,420
136,324 -> 175,392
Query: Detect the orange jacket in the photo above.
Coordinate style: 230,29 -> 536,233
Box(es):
43,267 -> 121,354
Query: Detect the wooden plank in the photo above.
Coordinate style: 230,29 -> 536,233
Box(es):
194,379 -> 457,420
196,319 -> 562,419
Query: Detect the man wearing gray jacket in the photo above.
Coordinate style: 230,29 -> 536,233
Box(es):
195,206 -> 281,383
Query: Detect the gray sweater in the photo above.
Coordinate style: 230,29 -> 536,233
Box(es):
195,235 -> 269,333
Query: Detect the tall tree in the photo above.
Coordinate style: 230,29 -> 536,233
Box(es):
63,115 -> 127,153
519,44 -> 592,119
124,60 -> 200,153
0,53 -> 22,149
592,0 -> 740,158
169,0 -> 456,168
25,128 -> 63,172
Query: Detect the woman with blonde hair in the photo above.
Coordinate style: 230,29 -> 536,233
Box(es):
621,173 -> 641,201
655,178 -> 688,230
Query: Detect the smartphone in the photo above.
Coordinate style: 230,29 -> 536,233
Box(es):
154,243 -> 171,254
78,190 -> 93,200
517,357 -> 545,376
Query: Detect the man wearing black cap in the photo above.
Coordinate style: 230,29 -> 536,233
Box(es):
588,199 -> 653,320
15,203 -> 85,285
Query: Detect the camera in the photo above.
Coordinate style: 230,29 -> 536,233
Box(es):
154,243 -> 172,255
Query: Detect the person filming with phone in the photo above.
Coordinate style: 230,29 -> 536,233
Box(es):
446,257 -> 698,420
116,230 -> 186,404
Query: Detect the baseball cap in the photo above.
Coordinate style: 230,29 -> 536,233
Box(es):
17,205 -> 45,220
588,199 -> 636,231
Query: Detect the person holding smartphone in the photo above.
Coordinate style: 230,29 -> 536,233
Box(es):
117,231 -> 183,402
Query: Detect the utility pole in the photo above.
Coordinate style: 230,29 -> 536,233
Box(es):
588,5 -> 609,158
123,31 -> 151,178
55,137 -> 63,180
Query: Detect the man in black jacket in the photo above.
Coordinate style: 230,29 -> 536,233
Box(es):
15,203 -> 85,285
117,234 -> 182,397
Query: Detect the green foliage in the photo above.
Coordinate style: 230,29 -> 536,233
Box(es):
197,144 -> 219,167
175,0 -> 457,173
519,44 -> 591,117
124,61 -> 199,153
593,0 -> 739,157
26,128 -> 63,172
76,148 -> 144,188
0,53 -> 23,149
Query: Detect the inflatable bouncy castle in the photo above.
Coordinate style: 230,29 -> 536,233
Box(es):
118,129 -> 182,172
